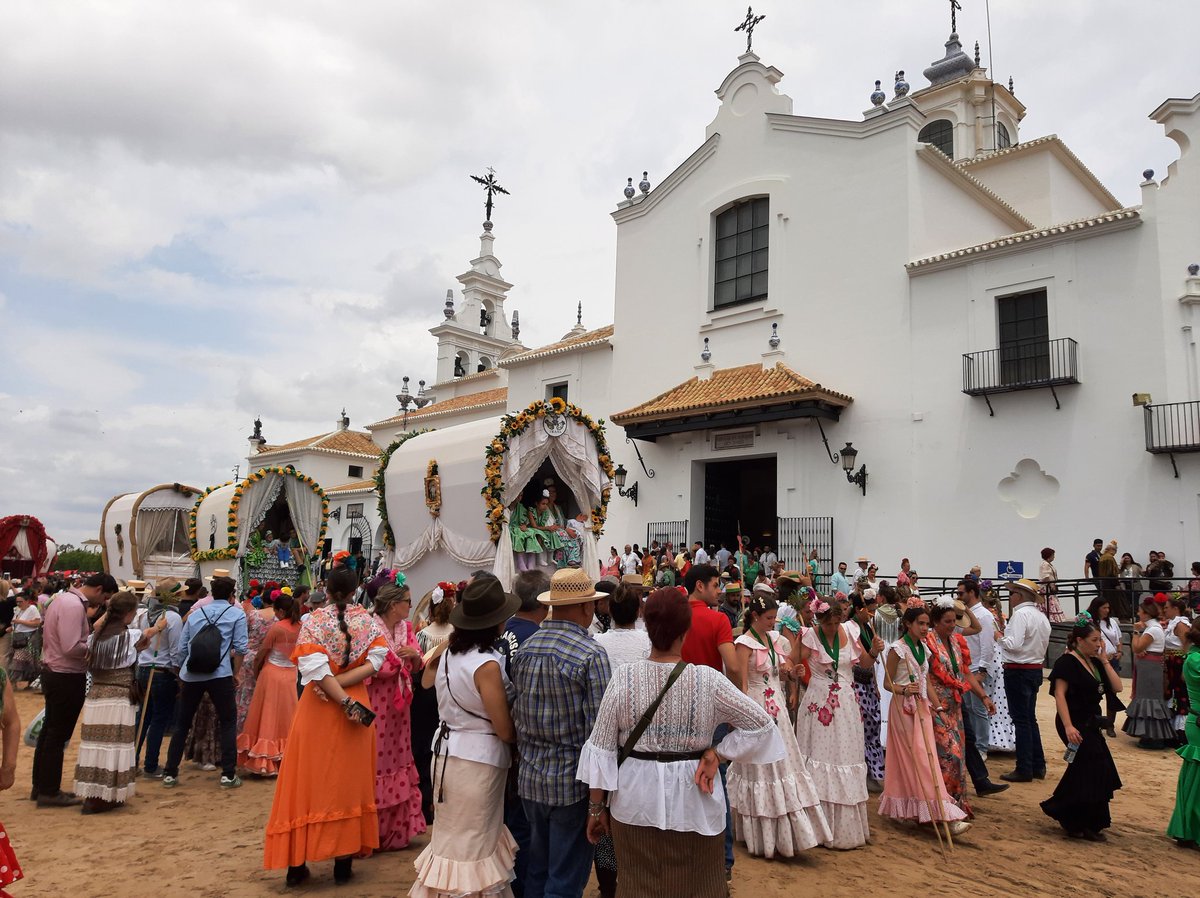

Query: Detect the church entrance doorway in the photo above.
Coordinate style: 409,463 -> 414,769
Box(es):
702,455 -> 776,554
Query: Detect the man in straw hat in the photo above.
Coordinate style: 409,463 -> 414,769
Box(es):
998,578 -> 1052,783
511,568 -> 612,898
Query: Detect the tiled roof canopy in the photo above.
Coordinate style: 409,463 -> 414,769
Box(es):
257,429 -> 379,458
367,387 -> 509,430
499,325 -> 614,367
611,363 -> 853,441
326,480 -> 377,494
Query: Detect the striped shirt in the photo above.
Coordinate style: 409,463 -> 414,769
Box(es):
512,619 -> 612,806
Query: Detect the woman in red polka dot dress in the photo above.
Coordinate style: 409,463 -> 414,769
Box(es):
0,669 -> 25,896
366,574 -> 428,850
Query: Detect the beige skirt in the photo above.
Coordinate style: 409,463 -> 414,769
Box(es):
611,819 -> 725,898
410,756 -> 516,898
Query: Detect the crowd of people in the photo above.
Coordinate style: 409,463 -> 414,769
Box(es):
0,536 -> 1198,897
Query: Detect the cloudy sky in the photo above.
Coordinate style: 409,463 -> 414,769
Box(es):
1,0 -> 1196,546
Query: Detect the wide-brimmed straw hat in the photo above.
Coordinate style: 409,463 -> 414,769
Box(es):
1007,578 -> 1041,600
776,570 -> 804,583
449,577 -> 520,630
538,568 -> 603,607
620,573 -> 647,590
206,568 -> 231,583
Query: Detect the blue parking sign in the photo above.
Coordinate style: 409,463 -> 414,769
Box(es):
997,561 -> 1024,581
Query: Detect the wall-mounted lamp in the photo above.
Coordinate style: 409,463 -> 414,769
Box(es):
839,443 -> 868,496
329,507 -> 342,523
613,463 -> 639,507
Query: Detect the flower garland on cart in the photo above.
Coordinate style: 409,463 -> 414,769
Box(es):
188,467 -> 329,563
480,397 -> 615,542
374,429 -> 434,550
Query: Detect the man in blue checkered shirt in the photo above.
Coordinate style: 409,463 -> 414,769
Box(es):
511,570 -> 611,898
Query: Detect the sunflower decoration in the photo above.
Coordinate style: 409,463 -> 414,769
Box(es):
481,399 -> 614,542
189,467 -> 329,562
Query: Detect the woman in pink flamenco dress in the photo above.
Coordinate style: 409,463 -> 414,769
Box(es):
878,601 -> 970,836
367,574 -> 428,850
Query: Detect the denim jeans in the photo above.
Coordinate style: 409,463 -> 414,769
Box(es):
163,676 -> 238,779
137,666 -> 178,773
962,671 -> 991,753
1004,667 -> 1045,775
521,797 -> 593,898
31,669 -> 87,798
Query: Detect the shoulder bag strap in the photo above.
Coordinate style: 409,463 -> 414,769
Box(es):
618,660 -> 688,767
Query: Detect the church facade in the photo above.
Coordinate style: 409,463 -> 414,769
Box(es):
295,28 -> 1200,585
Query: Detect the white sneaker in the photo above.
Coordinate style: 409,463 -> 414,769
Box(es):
949,821 -> 972,836
200,763 -> 218,772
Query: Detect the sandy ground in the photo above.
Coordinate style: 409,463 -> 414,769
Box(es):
0,686 -> 1194,898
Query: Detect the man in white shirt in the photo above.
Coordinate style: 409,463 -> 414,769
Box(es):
997,578 -> 1052,783
852,556 -> 870,583
715,544 -> 731,571
957,580 -> 995,753
692,541 -> 709,566
760,546 -> 777,573
620,545 -> 640,575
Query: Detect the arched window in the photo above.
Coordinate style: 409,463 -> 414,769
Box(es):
996,122 -> 1012,150
918,119 -> 954,158
454,350 -> 470,378
477,356 -> 492,373
713,197 -> 769,309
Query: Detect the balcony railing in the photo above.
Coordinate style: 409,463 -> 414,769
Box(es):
1144,400 -> 1200,476
962,337 -> 1079,414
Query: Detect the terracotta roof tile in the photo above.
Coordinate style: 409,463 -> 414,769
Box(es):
326,480 -> 377,493
610,363 -> 853,424
257,429 -> 379,458
367,387 -> 509,429
499,325 -> 614,367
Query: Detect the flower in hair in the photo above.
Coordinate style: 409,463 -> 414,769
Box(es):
394,571 -> 407,589
833,591 -> 847,601
1074,610 -> 1092,626
905,596 -> 926,610
811,598 -> 830,615
431,587 -> 445,607
1154,592 -> 1169,605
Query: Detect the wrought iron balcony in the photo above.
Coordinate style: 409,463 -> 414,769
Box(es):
1144,400 -> 1200,476
962,337 -> 1079,415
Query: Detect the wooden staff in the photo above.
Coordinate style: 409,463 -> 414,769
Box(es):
916,691 -> 954,851
901,652 -> 950,858
135,666 -> 157,757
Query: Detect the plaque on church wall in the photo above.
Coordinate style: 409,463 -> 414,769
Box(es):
713,429 -> 755,451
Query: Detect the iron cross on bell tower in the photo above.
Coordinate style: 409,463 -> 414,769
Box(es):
735,6 -> 766,54
949,0 -> 963,33
470,167 -> 510,228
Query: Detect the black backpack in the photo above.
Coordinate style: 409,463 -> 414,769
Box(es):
186,605 -> 231,675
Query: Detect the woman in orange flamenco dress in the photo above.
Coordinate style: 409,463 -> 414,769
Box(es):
263,570 -> 387,887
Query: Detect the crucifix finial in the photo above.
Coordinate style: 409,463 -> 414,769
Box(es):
470,167 -> 510,225
949,0 -> 962,33
735,6 -> 765,54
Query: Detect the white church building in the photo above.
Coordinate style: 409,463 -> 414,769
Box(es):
272,25 -> 1199,586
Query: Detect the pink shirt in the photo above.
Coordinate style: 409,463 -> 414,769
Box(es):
41,588 -> 91,674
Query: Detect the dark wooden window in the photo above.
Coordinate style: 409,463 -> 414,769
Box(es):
997,289 -> 1049,385
348,465 -> 364,479
347,503 -> 364,519
714,198 -> 769,309
918,119 -> 954,157
548,382 -> 569,402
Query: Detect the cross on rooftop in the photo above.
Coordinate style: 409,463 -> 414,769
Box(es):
949,0 -> 962,33
470,167 -> 510,224
735,6 -> 765,54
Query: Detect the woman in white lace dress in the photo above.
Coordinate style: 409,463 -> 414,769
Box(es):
727,596 -> 831,857
578,588 -> 785,898
792,595 -> 880,849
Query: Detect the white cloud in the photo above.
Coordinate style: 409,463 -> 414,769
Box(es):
1,0 -> 1197,544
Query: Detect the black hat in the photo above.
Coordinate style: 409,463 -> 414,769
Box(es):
449,576 -> 521,631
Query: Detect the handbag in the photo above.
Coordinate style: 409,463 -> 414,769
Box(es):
618,661 -> 688,766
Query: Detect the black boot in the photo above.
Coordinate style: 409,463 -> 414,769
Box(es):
285,865 -> 310,887
333,857 -> 353,885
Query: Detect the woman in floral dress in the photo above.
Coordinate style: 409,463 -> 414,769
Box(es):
792,596 -> 879,849
367,575 -> 427,850
984,598 -> 1016,751
925,604 -> 996,817
846,592 -> 886,788
236,594 -> 276,733
728,596 -> 830,857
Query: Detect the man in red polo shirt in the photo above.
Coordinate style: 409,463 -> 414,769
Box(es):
680,562 -> 741,883
681,564 -> 739,682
